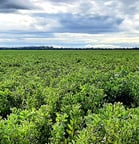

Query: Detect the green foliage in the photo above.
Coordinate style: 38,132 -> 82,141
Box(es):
76,103 -> 139,144
51,113 -> 68,144
0,105 -> 52,144
0,89 -> 15,118
1,50 -> 139,143
103,71 -> 139,107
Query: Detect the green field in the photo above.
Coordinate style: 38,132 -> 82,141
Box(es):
1,50 -> 139,143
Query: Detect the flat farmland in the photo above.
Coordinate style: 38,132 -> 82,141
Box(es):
1,50 -> 139,143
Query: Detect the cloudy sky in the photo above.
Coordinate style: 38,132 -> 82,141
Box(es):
0,0 -> 139,48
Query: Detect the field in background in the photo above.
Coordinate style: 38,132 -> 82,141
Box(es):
1,50 -> 139,143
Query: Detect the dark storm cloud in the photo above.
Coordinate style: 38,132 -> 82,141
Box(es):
0,0 -> 34,12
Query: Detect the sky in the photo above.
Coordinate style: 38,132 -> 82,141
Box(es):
0,0 -> 139,48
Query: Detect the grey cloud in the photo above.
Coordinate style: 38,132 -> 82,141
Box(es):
31,11 -> 123,34
119,0 -> 139,15
0,0 -> 34,13
47,0 -> 74,3
58,14 -> 123,34
121,0 -> 138,5
0,30 -> 54,38
104,0 -> 139,15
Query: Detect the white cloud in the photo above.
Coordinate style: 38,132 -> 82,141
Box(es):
87,44 -> 121,48
32,0 -> 74,14
0,13 -> 34,30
